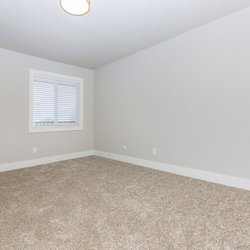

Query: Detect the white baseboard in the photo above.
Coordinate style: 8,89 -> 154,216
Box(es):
0,150 -> 94,173
95,150 -> 250,191
1,150 -> 249,191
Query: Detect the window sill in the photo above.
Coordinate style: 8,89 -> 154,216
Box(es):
29,126 -> 83,133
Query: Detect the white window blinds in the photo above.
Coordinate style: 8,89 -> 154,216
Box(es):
30,70 -> 83,132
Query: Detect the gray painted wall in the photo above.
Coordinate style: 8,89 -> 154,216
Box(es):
0,49 -> 94,164
95,7 -> 250,179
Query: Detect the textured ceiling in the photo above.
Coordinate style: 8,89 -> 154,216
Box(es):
0,0 -> 250,69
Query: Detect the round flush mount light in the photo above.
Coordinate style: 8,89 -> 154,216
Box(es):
60,0 -> 90,16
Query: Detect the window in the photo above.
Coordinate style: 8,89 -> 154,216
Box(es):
29,69 -> 83,132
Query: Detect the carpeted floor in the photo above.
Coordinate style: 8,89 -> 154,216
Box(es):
0,156 -> 250,249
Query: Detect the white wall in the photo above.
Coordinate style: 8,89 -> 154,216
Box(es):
0,49 -> 94,164
95,7 -> 250,179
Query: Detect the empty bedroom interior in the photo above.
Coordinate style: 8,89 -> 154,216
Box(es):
1,1 -> 250,249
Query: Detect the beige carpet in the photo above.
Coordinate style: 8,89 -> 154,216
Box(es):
0,156 -> 250,249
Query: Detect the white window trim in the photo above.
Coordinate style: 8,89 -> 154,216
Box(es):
29,69 -> 84,133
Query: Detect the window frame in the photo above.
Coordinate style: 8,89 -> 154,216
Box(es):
29,69 -> 83,133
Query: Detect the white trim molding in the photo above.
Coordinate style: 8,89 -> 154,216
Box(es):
0,150 -> 94,173
1,150 -> 250,191
95,151 -> 250,191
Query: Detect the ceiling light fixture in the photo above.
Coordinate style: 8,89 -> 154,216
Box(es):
60,0 -> 90,16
